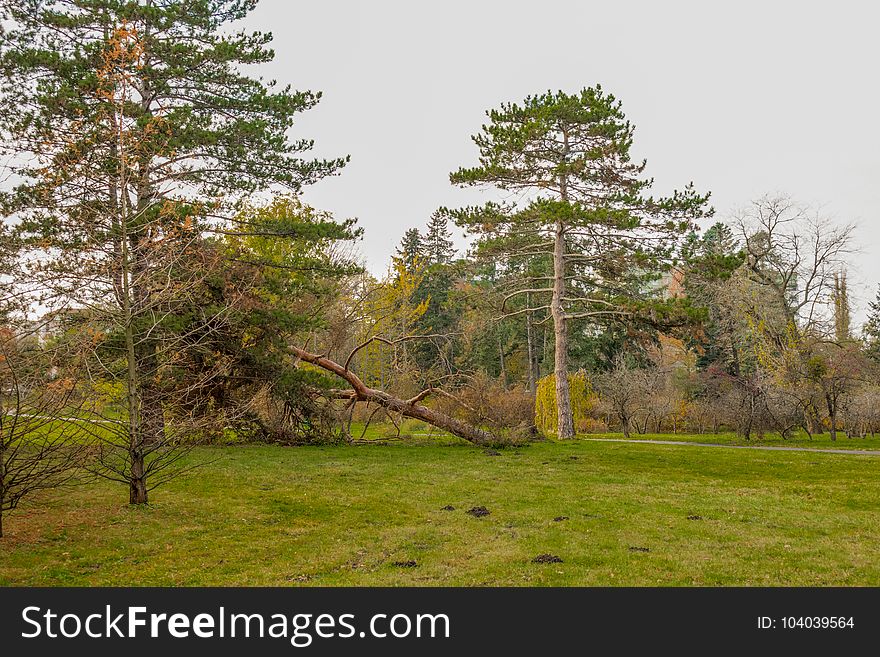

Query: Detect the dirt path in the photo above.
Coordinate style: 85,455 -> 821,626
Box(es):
579,437 -> 880,456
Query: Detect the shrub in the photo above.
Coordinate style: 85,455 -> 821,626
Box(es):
453,373 -> 535,429
535,371 -> 598,435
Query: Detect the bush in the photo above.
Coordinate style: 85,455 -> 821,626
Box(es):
535,371 -> 598,435
452,373 -> 535,429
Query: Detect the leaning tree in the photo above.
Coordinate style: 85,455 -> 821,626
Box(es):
447,87 -> 711,437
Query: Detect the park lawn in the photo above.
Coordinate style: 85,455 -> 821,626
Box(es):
1,437 -> 879,586
581,431 -> 880,450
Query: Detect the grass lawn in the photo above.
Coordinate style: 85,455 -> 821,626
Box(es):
1,435 -> 879,586
584,431 -> 880,450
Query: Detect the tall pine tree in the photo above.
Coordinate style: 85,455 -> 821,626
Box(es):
0,0 -> 348,503
423,210 -> 456,265
448,87 -> 711,437
394,228 -> 424,273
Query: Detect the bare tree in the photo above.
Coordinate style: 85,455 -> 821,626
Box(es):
734,194 -> 856,342
0,328 -> 88,538
595,356 -> 652,439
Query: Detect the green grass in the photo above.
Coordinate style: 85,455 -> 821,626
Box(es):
2,435 -> 879,586
581,431 -> 880,450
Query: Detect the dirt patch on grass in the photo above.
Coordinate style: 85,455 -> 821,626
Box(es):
553,516 -> 569,522
532,553 -> 563,564
392,560 -> 418,568
441,505 -> 455,511
628,546 -> 651,553
466,506 -> 490,518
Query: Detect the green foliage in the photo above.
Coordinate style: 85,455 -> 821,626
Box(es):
682,222 -> 748,373
446,85 -> 712,389
189,196 -> 362,442
863,284 -> 880,362
0,0 -> 355,483
423,211 -> 456,266
394,228 -> 424,273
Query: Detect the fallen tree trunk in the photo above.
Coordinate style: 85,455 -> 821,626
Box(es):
291,345 -> 497,445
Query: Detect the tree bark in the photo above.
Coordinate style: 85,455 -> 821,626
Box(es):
291,346 -> 497,445
826,392 -> 837,441
129,452 -> 148,504
498,335 -> 507,385
552,126 -> 575,440
551,219 -> 574,439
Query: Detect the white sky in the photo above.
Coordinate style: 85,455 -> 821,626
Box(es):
238,1 -> 880,324
237,0 -> 880,326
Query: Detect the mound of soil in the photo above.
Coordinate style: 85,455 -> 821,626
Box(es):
392,560 -> 418,568
628,546 -> 650,553
687,514 -> 703,521
553,516 -> 569,522
441,505 -> 455,511
466,506 -> 491,518
532,553 -> 563,564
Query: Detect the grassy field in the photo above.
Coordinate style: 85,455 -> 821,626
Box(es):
2,434 -> 879,586
352,421 -> 880,450
583,431 -> 880,450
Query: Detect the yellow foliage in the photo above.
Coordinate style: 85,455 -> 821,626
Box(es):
535,371 -> 597,435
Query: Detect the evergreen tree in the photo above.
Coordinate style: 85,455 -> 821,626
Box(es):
394,228 -> 424,272
682,221 -> 746,373
448,86 -> 711,437
864,284 -> 880,362
0,0 -> 347,503
424,211 -> 456,265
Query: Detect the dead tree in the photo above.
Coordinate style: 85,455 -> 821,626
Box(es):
292,336 -> 497,445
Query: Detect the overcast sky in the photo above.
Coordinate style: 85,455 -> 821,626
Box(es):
240,0 -> 879,324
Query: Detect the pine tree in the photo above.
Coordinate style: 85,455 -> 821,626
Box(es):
448,87 -> 711,438
864,284 -> 880,362
395,228 -> 424,272
424,211 -> 456,265
0,0 -> 348,503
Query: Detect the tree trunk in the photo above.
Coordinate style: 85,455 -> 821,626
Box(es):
129,452 -> 148,504
551,220 -> 574,439
498,335 -> 507,385
292,346 -> 497,445
621,415 -> 631,439
131,234 -> 166,448
826,393 -> 837,441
